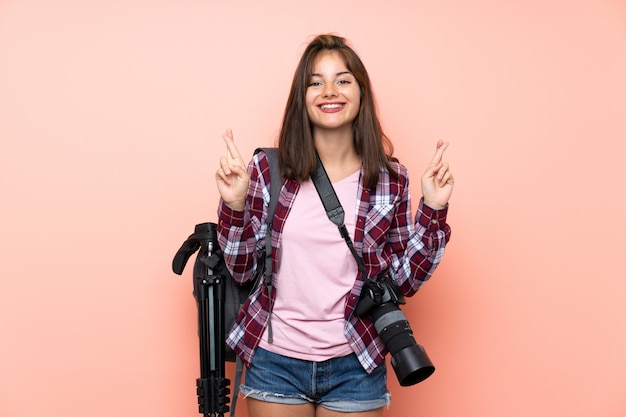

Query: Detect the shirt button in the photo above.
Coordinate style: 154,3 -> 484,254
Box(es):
431,219 -> 438,224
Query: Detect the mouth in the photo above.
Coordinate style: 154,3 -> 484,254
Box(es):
319,103 -> 345,112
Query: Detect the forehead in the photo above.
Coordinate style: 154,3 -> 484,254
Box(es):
310,50 -> 349,74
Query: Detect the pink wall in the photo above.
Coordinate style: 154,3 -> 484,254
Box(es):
1,1 -> 625,416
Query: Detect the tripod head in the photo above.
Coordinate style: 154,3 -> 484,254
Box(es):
172,222 -> 221,276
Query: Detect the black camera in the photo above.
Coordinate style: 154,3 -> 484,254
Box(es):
355,277 -> 435,386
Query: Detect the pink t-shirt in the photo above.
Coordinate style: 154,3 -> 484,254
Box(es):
258,169 -> 360,361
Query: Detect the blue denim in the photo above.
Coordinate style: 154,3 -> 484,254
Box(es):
239,347 -> 390,412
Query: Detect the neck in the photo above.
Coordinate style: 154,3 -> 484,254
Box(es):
313,129 -> 361,182
314,126 -> 353,158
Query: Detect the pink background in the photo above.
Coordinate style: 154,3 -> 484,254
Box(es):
1,1 -> 625,416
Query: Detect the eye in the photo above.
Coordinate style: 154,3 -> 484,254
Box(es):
308,80 -> 323,87
337,79 -> 351,85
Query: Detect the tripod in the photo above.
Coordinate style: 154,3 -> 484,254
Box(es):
173,223 -> 231,417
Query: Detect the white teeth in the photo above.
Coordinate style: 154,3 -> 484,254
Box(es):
321,104 -> 342,109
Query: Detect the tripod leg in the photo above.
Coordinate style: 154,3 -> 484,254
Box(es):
195,272 -> 231,416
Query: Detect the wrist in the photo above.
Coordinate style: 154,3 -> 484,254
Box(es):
225,201 -> 246,212
422,198 -> 446,210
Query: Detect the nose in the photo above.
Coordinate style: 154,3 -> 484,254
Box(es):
322,82 -> 338,98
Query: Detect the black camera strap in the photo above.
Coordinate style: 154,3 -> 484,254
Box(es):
311,153 -> 367,280
312,155 -> 436,387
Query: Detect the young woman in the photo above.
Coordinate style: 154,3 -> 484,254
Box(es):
215,34 -> 454,417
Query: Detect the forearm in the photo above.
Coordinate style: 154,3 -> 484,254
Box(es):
391,198 -> 451,296
217,200 -> 259,283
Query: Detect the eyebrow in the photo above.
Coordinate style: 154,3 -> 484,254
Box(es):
310,71 -> 354,77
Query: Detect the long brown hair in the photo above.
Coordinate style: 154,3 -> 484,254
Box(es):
278,34 -> 397,189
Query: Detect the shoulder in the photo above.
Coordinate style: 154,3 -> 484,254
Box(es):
388,160 -> 408,178
253,147 -> 277,162
252,147 -> 269,167
248,148 -> 272,183
368,161 -> 410,202
252,146 -> 280,174
380,160 -> 409,187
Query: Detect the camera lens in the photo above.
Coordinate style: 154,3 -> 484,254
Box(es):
370,302 -> 435,386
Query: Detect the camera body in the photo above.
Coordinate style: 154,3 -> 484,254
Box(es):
355,277 -> 435,386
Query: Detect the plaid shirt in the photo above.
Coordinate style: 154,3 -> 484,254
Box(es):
217,150 -> 451,373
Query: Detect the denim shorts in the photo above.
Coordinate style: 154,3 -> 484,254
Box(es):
239,347 -> 390,412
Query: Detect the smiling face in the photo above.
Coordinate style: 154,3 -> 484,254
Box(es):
305,50 -> 361,135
